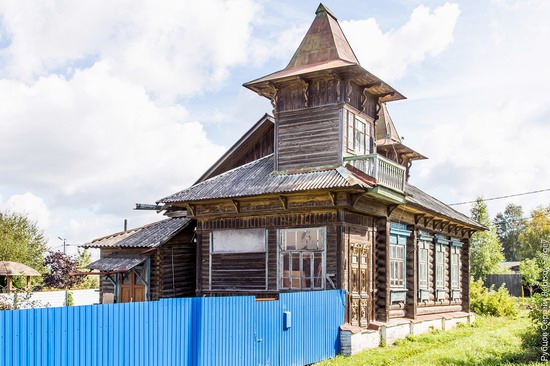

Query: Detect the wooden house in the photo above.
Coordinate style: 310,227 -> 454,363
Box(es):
83,217 -> 196,303
85,4 -> 483,329
156,4 -> 484,327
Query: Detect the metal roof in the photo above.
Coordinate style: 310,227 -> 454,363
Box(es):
86,254 -> 149,272
195,114 -> 274,184
243,5 -> 404,103
159,154 -> 369,203
82,217 -> 192,249
405,184 -> 484,229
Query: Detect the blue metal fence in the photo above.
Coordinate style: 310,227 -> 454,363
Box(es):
0,290 -> 345,366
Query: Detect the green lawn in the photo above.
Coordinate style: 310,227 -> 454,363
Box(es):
318,313 -> 543,366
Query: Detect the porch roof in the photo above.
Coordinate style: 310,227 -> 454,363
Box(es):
82,217 -> 192,249
86,254 -> 149,272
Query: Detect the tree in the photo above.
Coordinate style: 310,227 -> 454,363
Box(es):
470,197 -> 505,280
0,210 -> 47,288
42,251 -> 85,289
518,206 -> 550,260
75,249 -> 99,289
519,258 -> 540,296
494,204 -> 526,261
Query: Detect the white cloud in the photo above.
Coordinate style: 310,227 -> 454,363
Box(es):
0,62 -> 226,209
0,0 -> 263,101
342,3 -> 460,81
0,192 -> 51,229
395,0 -> 550,217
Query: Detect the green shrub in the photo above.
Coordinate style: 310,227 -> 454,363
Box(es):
66,291 -> 74,306
470,278 -> 518,317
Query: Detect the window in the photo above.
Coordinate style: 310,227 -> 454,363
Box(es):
389,223 -> 410,289
346,110 -> 371,154
417,231 -> 431,292
279,227 -> 325,290
347,111 -> 354,150
450,239 -> 461,289
435,249 -> 444,288
212,229 -> 266,253
434,235 -> 449,290
418,248 -> 429,289
355,119 -> 366,154
390,243 -> 405,287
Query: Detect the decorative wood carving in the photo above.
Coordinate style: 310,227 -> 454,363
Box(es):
361,88 -> 369,112
387,204 -> 399,217
447,224 -> 457,234
346,80 -> 353,103
265,83 -> 278,114
424,216 -> 434,227
415,214 -> 425,225
231,200 -> 240,213
297,77 -> 309,107
336,77 -> 341,102
350,193 -> 364,208
328,191 -> 337,206
186,204 -> 196,216
279,196 -> 288,210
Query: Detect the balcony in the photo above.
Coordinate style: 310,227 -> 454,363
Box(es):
343,154 -> 406,193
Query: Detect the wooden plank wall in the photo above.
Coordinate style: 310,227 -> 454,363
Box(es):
158,228 -> 196,298
276,105 -> 340,170
197,212 -> 339,295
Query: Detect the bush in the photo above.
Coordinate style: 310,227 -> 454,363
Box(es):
470,277 -> 518,317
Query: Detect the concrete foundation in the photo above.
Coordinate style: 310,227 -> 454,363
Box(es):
340,312 -> 474,356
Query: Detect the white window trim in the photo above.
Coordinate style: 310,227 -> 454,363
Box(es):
277,227 -> 326,291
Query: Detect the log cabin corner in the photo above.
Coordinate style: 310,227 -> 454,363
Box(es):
84,3 -> 484,342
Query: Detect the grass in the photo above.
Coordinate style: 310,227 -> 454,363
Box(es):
317,312 -> 543,366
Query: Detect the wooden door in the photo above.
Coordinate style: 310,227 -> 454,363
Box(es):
118,268 -> 146,303
349,243 -> 371,327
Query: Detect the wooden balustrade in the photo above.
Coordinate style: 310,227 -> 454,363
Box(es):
344,154 -> 406,192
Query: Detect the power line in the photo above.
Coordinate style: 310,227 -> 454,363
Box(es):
448,188 -> 550,206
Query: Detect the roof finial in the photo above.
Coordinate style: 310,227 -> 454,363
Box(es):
316,3 -> 337,20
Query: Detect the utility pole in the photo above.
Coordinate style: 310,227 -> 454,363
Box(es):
58,237 -> 68,306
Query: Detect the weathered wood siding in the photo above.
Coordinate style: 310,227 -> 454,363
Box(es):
157,228 -> 196,298
405,225 -> 417,319
197,212 -> 339,295
276,105 -> 340,170
374,218 -> 389,322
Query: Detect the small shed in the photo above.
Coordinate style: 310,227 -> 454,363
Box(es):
0,261 -> 41,293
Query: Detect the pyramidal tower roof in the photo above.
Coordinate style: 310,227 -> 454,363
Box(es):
244,3 -> 404,103
376,103 -> 427,161
286,4 -> 359,69
376,103 -> 402,144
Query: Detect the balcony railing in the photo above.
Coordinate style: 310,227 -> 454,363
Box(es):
343,154 -> 406,193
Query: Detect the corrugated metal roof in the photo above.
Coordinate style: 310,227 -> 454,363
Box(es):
86,254 -> 149,272
158,155 -> 368,203
405,184 -> 484,229
82,217 -> 192,248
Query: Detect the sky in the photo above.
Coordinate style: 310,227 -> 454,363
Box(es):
0,0 -> 549,255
